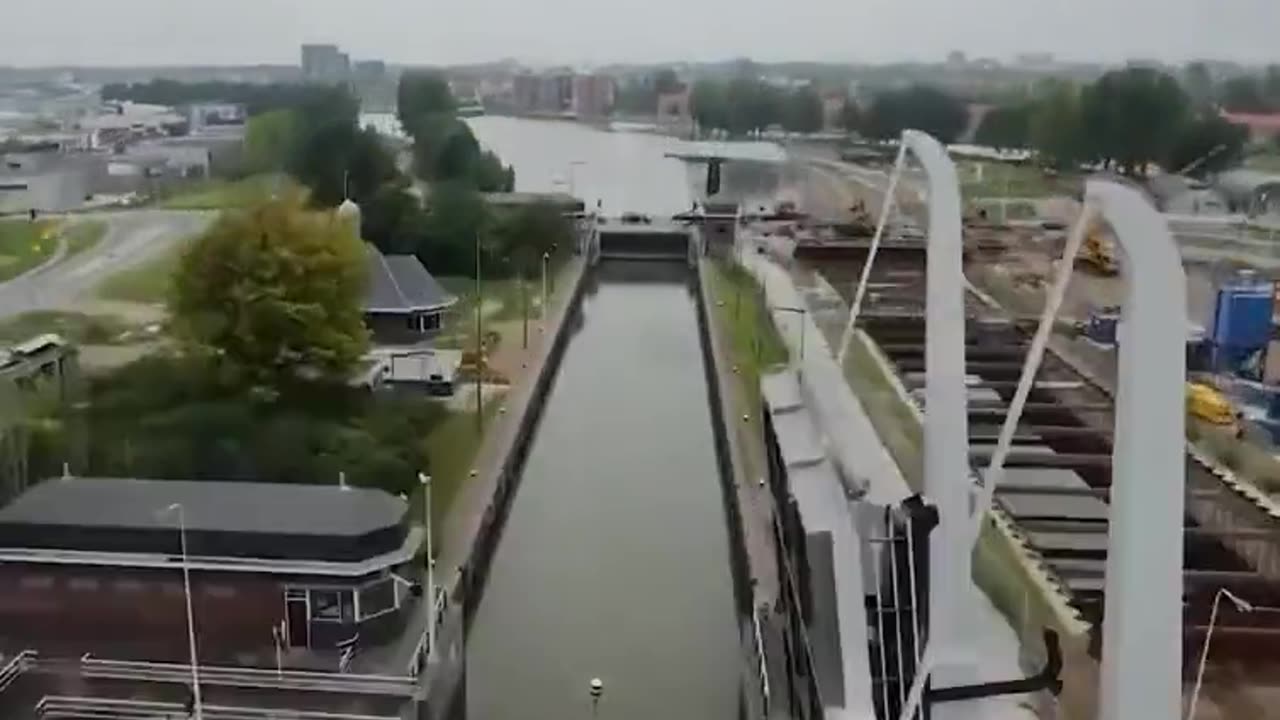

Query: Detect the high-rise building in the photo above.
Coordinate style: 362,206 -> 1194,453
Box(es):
572,74 -> 615,118
301,44 -> 350,84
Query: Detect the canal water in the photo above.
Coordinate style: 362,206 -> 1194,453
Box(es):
462,118 -> 760,720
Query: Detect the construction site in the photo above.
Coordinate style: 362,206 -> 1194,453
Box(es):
745,143 -> 1280,719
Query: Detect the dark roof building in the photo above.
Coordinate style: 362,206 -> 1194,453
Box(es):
364,244 -> 457,344
0,476 -> 425,663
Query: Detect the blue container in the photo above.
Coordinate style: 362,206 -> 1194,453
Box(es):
1212,279 -> 1274,353
1086,307 -> 1121,345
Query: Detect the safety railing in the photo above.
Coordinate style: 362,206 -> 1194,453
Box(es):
35,695 -> 399,720
0,650 -> 37,694
76,655 -> 417,697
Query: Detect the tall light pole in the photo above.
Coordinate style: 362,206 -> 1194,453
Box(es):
161,502 -> 202,720
474,233 -> 483,429
418,473 -> 437,662
1187,588 -> 1253,720
589,677 -> 604,717
541,251 -> 550,325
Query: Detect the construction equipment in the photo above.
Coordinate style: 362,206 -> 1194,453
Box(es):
1078,227 -> 1118,275
1186,382 -> 1239,428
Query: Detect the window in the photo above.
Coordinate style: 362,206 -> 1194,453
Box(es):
68,577 -> 99,592
115,579 -> 145,593
20,575 -> 54,590
309,589 -> 354,623
357,578 -> 397,620
423,312 -> 442,331
205,585 -> 236,599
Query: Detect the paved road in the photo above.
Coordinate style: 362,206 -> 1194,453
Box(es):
0,210 -> 213,320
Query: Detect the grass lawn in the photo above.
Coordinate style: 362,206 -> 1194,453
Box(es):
421,399 -> 503,548
63,221 -> 107,259
0,310 -> 140,345
0,220 -> 59,282
957,160 -> 1073,199
436,262 -> 569,349
157,173 -> 288,210
96,246 -> 184,304
706,260 -> 788,481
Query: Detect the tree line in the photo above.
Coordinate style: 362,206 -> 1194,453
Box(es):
690,76 -> 825,135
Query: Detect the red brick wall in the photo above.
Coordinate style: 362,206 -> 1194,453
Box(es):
0,565 -> 286,662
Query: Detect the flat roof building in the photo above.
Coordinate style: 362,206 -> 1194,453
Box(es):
0,476 -> 423,663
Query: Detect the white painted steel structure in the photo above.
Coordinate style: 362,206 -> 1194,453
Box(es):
904,131 -> 976,708
1088,179 -> 1186,720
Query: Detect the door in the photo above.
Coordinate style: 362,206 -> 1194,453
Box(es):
286,597 -> 309,648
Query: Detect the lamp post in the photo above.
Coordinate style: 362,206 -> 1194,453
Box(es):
589,677 -> 604,717
1187,588 -> 1253,720
474,233 -> 483,430
771,305 -> 806,365
161,502 -> 203,720
418,473 -> 437,662
541,251 -> 550,326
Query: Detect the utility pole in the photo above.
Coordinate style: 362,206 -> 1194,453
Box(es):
475,234 -> 483,430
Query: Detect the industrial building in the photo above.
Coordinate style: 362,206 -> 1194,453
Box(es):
301,44 -> 351,85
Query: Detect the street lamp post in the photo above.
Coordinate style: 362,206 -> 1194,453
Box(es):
475,234 -> 483,429
541,251 -> 550,326
161,502 -> 203,720
589,677 -> 604,717
1187,588 -> 1253,720
418,473 -> 437,662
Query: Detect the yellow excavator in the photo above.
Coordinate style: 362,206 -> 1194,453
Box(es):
1186,382 -> 1240,432
1077,227 -> 1117,275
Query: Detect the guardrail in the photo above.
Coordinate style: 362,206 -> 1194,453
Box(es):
0,650 -> 37,693
76,655 -> 417,697
35,695 -> 399,720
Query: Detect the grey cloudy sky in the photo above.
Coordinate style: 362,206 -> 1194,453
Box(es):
2,0 -> 1277,67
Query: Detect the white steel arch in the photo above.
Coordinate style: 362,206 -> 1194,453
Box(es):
1088,179 -> 1186,720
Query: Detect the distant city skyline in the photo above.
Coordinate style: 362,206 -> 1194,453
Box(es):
2,0 -> 1279,69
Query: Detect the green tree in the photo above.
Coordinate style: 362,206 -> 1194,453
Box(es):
491,201 -> 573,272
420,181 -> 492,277
1078,67 -> 1189,175
691,80 -> 731,133
782,87 -> 824,134
974,103 -> 1032,150
361,182 -> 428,255
397,72 -> 455,130
1219,75 -> 1272,113
1030,81 -> 1085,169
242,110 -> 298,174
169,195 -> 370,391
1266,65 -> 1280,108
839,99 -> 863,134
864,85 -> 968,143
1183,62 -> 1215,108
725,76 -> 782,134
1165,114 -> 1249,177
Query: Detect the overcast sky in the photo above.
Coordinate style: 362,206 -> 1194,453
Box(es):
2,0 -> 1278,68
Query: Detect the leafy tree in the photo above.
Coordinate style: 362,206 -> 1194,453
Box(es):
491,202 -> 573,272
361,182 -> 428,255
242,110 -> 298,174
169,194 -> 370,392
864,85 -> 968,143
974,103 -> 1032,150
653,69 -> 682,95
1165,114 -> 1248,177
1030,81 -> 1085,169
291,123 -> 398,206
419,181 -> 492,277
691,80 -> 731,133
782,87 -> 824,134
1183,62 -> 1215,108
1219,75 -> 1272,113
397,72 -> 455,130
1078,67 -> 1189,175
725,76 -> 782,134
839,99 -> 863,134
1266,66 -> 1280,108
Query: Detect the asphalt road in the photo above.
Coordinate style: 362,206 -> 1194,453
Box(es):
0,209 -> 214,321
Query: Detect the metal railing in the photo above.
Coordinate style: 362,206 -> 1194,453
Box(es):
75,655 -> 416,697
0,650 -> 37,693
35,695 -> 399,720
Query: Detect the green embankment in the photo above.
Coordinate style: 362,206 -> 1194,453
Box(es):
0,220 -> 59,282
